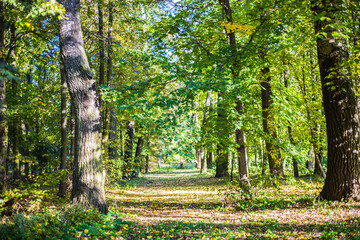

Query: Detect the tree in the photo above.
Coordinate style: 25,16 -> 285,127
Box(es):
58,61 -> 67,197
0,0 -> 8,192
58,0 -> 107,213
312,0 -> 360,201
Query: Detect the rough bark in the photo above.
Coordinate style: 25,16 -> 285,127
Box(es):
312,0 -> 360,201
0,0 -> 8,191
58,62 -> 68,197
58,0 -> 107,213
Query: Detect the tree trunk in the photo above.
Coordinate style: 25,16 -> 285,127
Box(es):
260,62 -> 283,177
236,100 -> 249,184
107,4 -> 116,161
58,62 -> 68,197
123,120 -> 134,178
133,136 -> 144,178
206,151 -> 213,169
200,149 -> 207,173
312,0 -> 360,201
58,0 -> 107,213
219,0 -> 248,183
284,70 -> 299,178
215,94 -> 229,178
0,1 -> 8,192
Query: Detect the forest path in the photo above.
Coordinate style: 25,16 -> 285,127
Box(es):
106,168 -> 360,239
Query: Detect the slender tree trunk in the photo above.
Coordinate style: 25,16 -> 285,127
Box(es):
283,70 -> 299,177
123,120 -> 134,178
107,3 -> 116,161
0,1 -> 8,192
260,61 -> 283,177
200,149 -> 207,173
58,62 -> 68,197
219,0 -> 248,183
312,0 -> 360,201
215,93 -> 229,178
133,136 -> 144,178
206,151 -> 213,169
58,0 -> 107,213
261,140 -> 267,175
8,23 -> 20,180
97,1 -> 109,163
145,135 -> 150,173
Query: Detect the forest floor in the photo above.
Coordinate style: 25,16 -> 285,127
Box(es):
2,168 -> 360,239
106,168 -> 360,239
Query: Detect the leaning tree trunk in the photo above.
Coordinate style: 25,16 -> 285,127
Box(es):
312,0 -> 360,201
0,0 -> 8,192
58,0 -> 107,213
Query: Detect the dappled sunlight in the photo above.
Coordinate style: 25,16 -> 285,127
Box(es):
105,170 -> 360,239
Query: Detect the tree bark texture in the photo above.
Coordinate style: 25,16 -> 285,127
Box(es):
58,0 -> 107,213
0,1 -> 8,191
313,0 -> 360,201
260,64 -> 283,177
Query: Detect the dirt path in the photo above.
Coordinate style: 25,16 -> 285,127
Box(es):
106,169 -> 360,239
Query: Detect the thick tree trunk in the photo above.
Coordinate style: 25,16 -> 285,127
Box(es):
312,0 -> 360,201
260,63 -> 283,177
58,62 -> 68,197
0,1 -> 8,192
58,0 -> 107,213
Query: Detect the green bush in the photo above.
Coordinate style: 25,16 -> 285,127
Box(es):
0,206 -> 126,240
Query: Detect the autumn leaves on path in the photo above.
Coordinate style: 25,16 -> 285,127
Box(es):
106,169 -> 360,239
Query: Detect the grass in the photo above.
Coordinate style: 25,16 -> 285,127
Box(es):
1,168 -> 360,239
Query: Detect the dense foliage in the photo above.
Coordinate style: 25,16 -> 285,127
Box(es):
0,0 -> 360,238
